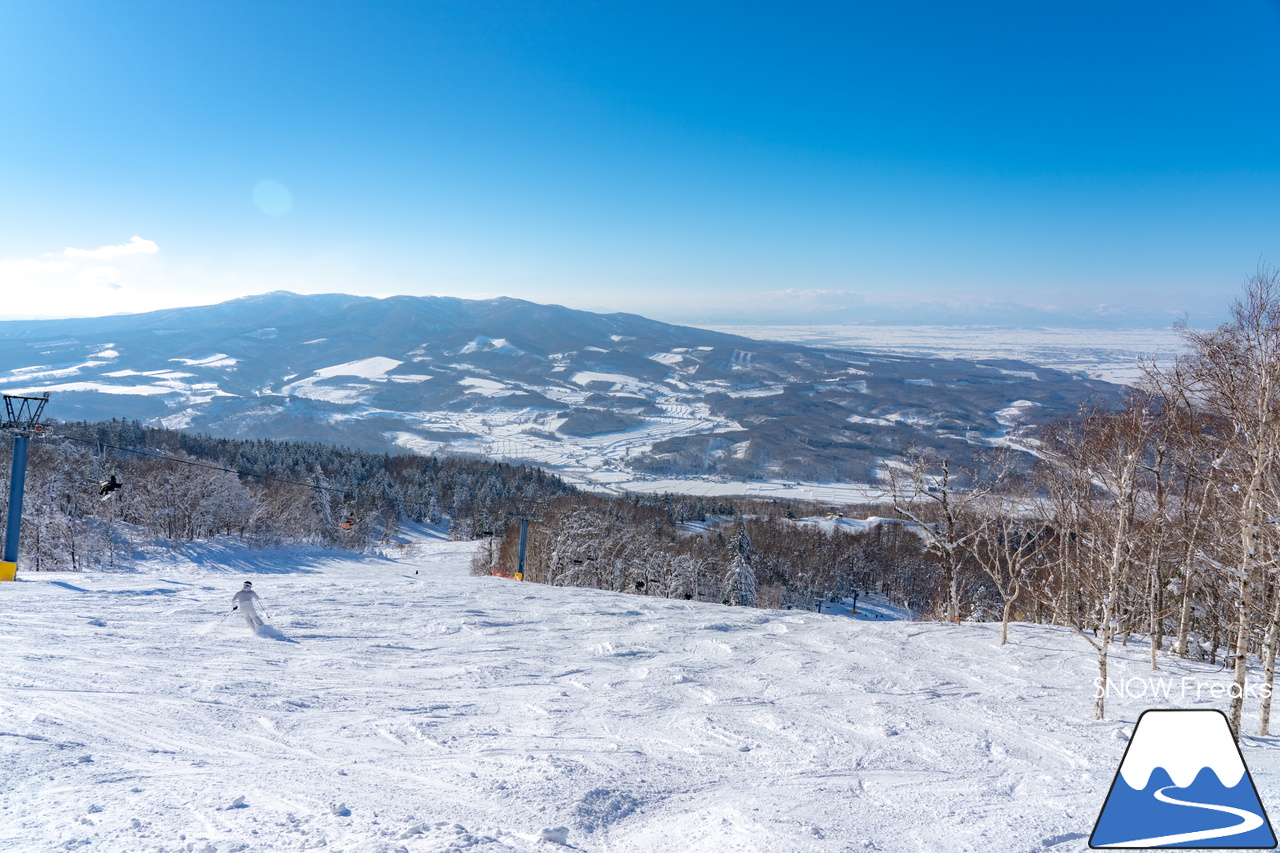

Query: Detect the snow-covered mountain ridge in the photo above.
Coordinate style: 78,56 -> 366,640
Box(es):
0,292 -> 1119,493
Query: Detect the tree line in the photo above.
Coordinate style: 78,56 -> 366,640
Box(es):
0,420 -> 575,570
471,491 -> 939,613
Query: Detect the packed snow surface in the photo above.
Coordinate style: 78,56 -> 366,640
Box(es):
3,535 -> 1278,852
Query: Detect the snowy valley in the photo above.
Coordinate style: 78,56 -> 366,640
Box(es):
0,292 -> 1120,497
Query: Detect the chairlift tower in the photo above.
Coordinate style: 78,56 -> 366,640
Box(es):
514,497 -> 545,581
1,394 -> 50,581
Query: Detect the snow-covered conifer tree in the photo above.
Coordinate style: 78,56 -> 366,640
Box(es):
724,523 -> 757,607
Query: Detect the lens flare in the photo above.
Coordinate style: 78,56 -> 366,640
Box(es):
252,180 -> 293,216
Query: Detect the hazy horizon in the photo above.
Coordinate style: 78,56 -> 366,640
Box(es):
0,287 -> 1206,331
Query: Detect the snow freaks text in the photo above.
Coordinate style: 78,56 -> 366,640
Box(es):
1094,677 -> 1273,701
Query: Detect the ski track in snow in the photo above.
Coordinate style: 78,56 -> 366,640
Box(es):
2,536 -> 1277,852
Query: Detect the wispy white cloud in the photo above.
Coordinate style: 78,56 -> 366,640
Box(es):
63,235 -> 159,259
0,237 -> 160,317
0,241 -> 369,319
0,236 -> 158,280
0,256 -> 74,276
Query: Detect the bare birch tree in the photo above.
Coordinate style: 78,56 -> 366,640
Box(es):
1171,269 -> 1280,736
1040,397 -> 1158,720
889,450 -> 995,622
971,478 -> 1052,645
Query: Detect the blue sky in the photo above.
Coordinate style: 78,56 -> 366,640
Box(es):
1,1 -> 1278,326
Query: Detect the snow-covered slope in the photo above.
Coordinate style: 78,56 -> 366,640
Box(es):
0,292 -> 1118,493
3,539 -> 1276,852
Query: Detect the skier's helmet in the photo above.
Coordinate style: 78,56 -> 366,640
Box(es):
243,581 -> 252,587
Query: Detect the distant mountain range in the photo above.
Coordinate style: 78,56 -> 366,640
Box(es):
0,292 -> 1119,492
663,294 -> 1202,330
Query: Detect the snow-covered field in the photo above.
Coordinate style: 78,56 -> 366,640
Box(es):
705,325 -> 1185,386
4,534 -> 1278,852
386,409 -> 899,503
384,399 -> 737,498
570,476 -> 889,504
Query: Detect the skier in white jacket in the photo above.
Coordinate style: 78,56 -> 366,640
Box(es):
231,581 -> 265,629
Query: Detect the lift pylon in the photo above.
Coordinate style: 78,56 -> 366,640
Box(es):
2,394 -> 50,581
